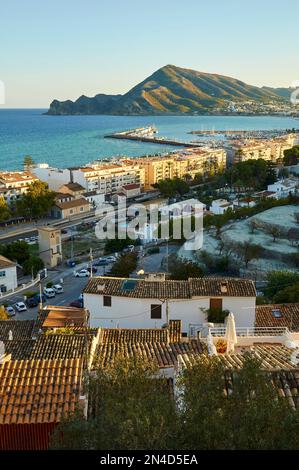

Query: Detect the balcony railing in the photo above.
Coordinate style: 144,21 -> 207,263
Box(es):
189,324 -> 289,338
209,326 -> 289,337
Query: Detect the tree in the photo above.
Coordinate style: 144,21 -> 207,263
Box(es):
249,219 -> 259,234
287,228 -> 299,246
0,240 -> 30,265
16,180 -> 56,218
109,253 -> 138,278
23,155 -> 35,170
237,240 -> 263,268
51,357 -> 177,450
168,254 -> 204,280
265,161 -> 277,186
294,212 -> 299,224
0,196 -> 10,222
50,356 -> 299,450
178,355 -> 299,450
264,224 -> 282,242
0,306 -> 9,320
283,146 -> 299,166
22,256 -> 44,277
263,271 -> 299,299
273,282 -> 299,303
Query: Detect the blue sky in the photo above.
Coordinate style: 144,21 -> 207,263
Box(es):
1,0 -> 299,107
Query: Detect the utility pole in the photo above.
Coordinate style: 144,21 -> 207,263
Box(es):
166,298 -> 169,326
89,248 -> 93,278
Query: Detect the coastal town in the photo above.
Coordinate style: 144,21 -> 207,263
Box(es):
3,0 -> 299,459
0,123 -> 299,450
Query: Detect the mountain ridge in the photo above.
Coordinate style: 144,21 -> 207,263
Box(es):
46,64 -> 291,115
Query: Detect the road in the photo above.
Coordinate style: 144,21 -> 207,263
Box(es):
0,261 -> 114,321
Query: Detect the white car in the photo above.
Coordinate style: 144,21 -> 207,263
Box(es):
43,287 -> 56,298
75,269 -> 90,278
105,256 -> 117,263
15,302 -> 27,312
5,306 -> 15,316
53,284 -> 64,294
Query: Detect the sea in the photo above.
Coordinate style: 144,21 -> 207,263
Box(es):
0,109 -> 299,171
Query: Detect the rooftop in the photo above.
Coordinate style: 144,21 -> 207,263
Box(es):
0,255 -> 16,269
60,182 -> 85,192
255,304 -> 299,331
84,276 -> 256,299
0,358 -> 83,424
54,197 -> 90,210
0,320 -> 35,342
41,305 -> 87,328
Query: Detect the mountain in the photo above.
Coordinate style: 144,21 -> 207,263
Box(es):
46,64 -> 289,115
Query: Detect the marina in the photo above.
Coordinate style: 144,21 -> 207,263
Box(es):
105,125 -> 201,148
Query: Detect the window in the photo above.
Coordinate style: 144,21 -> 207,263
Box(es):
103,295 -> 112,307
151,304 -> 162,319
272,309 -> 283,318
0,271 -> 6,277
210,298 -> 223,311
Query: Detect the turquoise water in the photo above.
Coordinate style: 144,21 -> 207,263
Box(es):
0,109 -> 298,170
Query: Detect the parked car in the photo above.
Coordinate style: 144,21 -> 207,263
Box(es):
87,266 -> 97,274
15,302 -> 27,312
66,260 -> 76,267
53,284 -> 64,294
43,287 -> 56,298
105,255 -> 117,263
26,297 -> 39,308
33,293 -> 46,303
69,300 -> 83,308
94,258 -> 109,266
5,305 -> 15,316
74,269 -> 90,277
122,245 -> 135,253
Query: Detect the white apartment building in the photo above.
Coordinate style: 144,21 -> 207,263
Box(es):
0,171 -> 39,204
32,164 -> 71,191
0,255 -> 17,294
83,276 -> 256,335
71,162 -> 145,194
232,134 -> 296,164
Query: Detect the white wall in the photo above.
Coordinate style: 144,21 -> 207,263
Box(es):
33,166 -> 71,191
84,294 -> 256,334
0,265 -> 17,292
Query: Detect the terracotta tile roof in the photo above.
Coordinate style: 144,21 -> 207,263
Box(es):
2,340 -> 35,360
84,277 -> 256,299
0,320 -> 35,341
60,182 -> 85,192
190,278 -> 256,297
99,320 -> 181,346
0,359 -> 83,424
54,197 -> 90,210
29,334 -> 94,361
93,339 -> 206,369
122,183 -> 140,190
41,306 -> 87,328
100,328 -> 169,344
0,255 -> 16,269
255,304 -> 299,331
179,344 -> 296,371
